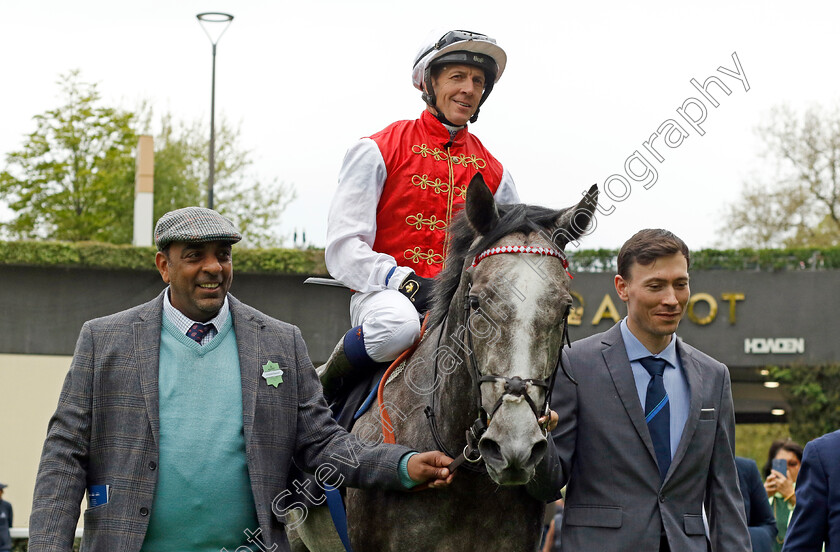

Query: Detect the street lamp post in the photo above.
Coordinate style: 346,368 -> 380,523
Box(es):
196,12 -> 234,210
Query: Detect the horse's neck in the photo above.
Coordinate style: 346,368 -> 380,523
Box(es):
427,285 -> 480,449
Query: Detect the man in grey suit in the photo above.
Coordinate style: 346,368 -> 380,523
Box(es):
29,207 -> 453,552
551,228 -> 750,551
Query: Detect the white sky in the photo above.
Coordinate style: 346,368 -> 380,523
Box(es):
3,0 -> 839,251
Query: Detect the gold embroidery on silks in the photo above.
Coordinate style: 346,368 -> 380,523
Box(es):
411,145 -> 486,170
412,144 -> 449,161
404,247 -> 444,266
451,153 -> 486,170
443,145 -> 456,270
411,174 -> 450,194
408,144 -> 485,269
406,213 -> 447,231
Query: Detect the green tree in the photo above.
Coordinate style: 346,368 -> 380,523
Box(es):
769,364 -> 840,445
150,115 -> 295,248
148,112 -> 203,219
1,72 -> 294,247
0,71 -> 137,242
720,104 -> 840,248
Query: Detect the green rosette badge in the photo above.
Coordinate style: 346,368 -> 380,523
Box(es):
261,360 -> 284,387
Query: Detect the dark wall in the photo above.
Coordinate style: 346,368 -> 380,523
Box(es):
0,266 -> 350,363
2,265 -> 837,367
564,270 -> 839,367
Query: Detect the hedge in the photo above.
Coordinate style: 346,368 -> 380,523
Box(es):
0,241 -> 327,275
561,247 -> 840,272
1,240 -> 839,274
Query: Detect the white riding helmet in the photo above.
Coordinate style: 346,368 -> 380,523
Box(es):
412,30 -> 507,124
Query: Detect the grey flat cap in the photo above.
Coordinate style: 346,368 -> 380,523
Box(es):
154,207 -> 242,250
0,483 -> 6,489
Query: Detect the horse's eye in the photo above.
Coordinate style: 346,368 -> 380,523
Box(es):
469,296 -> 480,310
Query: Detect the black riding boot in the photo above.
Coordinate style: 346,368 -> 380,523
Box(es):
316,337 -> 354,399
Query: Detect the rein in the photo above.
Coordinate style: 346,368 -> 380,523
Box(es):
427,244 -> 578,473
376,243 -> 579,475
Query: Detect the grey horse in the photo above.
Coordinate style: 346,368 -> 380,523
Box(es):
294,174 -> 597,551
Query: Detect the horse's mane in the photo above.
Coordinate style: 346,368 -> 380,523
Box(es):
428,203 -> 566,328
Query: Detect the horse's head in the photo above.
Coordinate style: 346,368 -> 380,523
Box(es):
437,174 -> 597,485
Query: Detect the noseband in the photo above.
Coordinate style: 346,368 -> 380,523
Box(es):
425,243 -> 577,472
465,292 -> 564,425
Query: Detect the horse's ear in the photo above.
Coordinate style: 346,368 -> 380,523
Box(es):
465,173 -> 499,235
553,184 -> 598,249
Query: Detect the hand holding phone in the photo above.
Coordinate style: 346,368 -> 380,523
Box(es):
772,457 -> 788,478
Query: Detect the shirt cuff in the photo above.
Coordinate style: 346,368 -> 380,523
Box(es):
386,266 -> 414,290
384,266 -> 397,286
399,451 -> 420,489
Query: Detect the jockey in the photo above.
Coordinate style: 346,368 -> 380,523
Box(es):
320,29 -> 520,397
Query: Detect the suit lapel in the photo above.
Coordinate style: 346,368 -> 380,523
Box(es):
602,325 -> 658,466
134,292 -> 165,447
666,338 -> 704,481
231,296 -> 260,446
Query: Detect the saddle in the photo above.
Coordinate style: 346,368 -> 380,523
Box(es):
327,363 -> 388,433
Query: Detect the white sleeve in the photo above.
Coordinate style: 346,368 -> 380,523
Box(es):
494,168 -> 520,204
325,138 -> 414,293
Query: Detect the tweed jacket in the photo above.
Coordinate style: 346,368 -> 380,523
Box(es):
29,292 -> 411,552
551,322 -> 750,552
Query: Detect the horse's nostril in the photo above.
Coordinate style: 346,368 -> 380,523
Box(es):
478,438 -> 504,465
526,438 -> 548,470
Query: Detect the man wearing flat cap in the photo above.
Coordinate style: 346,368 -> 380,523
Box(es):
30,207 -> 453,552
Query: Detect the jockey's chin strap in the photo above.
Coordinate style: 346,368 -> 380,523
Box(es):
425,244 -> 578,474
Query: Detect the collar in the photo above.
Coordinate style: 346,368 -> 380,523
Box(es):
420,109 -> 469,147
163,287 -> 230,334
441,121 -> 466,136
620,317 -> 679,368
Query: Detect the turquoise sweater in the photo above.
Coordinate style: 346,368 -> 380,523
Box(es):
141,315 -> 259,551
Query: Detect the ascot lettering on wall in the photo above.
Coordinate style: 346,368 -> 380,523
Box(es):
568,291 -> 746,327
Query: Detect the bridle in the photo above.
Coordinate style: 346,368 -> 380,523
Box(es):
424,243 -> 578,473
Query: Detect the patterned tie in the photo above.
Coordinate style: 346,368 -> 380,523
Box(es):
639,356 -> 671,481
187,322 -> 213,344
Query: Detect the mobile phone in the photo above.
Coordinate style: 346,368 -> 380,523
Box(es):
772,458 -> 788,478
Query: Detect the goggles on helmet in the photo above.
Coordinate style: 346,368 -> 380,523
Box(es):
413,30 -> 498,71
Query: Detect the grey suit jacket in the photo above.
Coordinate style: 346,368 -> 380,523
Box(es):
551,322 -> 750,552
29,292 -> 411,552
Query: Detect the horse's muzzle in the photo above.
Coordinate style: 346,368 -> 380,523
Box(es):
479,432 -> 548,485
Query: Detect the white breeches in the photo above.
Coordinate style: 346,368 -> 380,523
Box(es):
349,289 -> 422,363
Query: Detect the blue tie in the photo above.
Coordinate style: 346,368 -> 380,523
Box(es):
639,356 -> 671,481
187,322 -> 213,344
